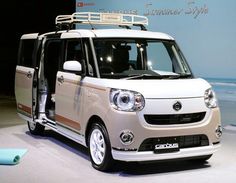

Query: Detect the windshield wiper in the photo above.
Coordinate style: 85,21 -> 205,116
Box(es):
164,73 -> 192,79
178,73 -> 192,78
122,74 -> 163,80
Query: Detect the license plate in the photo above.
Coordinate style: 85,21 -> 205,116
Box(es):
154,143 -> 179,154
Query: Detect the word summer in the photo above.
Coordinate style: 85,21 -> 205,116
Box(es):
144,4 -> 208,19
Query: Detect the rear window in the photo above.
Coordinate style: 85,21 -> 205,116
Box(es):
18,39 -> 36,67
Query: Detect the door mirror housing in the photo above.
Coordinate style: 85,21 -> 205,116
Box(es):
63,60 -> 82,72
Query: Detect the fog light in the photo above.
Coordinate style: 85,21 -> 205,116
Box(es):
215,125 -> 222,138
120,130 -> 134,145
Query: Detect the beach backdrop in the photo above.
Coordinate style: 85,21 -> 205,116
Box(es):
76,0 -> 236,126
206,78 -> 236,126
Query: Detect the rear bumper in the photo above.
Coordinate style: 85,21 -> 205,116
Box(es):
112,143 -> 220,162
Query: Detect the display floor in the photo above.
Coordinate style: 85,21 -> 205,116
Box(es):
1,96 -> 236,183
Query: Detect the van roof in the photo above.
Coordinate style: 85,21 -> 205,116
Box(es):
74,29 -> 174,40
22,29 -> 174,40
51,29 -> 174,40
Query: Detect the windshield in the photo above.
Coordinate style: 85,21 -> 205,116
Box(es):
93,38 -> 192,79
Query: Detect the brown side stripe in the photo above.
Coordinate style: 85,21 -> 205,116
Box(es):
16,70 -> 28,75
63,78 -> 81,85
55,114 -> 81,131
17,103 -> 32,115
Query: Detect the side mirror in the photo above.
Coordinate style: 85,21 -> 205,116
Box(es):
63,60 -> 82,72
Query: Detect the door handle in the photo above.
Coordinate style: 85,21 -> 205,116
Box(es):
57,75 -> 64,83
27,71 -> 32,78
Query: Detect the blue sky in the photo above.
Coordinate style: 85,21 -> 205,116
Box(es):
76,0 -> 236,79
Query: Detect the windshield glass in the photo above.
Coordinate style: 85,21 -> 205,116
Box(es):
93,38 -> 192,79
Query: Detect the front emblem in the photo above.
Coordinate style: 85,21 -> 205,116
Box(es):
173,101 -> 182,111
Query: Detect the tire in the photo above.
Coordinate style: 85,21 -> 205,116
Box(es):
27,121 -> 45,135
88,123 -> 114,171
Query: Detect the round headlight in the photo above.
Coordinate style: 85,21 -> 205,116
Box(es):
116,91 -> 135,111
204,88 -> 218,108
110,89 -> 145,112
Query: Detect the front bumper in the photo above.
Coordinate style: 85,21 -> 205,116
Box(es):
112,143 -> 220,162
105,96 -> 221,149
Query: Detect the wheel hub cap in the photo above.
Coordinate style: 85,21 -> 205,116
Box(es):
90,129 -> 106,165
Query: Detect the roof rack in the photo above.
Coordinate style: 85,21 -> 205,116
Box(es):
55,12 -> 148,31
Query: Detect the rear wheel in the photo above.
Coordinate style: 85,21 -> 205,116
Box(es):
27,121 -> 45,135
88,123 -> 114,171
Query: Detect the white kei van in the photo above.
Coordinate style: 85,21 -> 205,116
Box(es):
15,12 -> 222,171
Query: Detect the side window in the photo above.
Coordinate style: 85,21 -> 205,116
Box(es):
18,39 -> 36,67
64,39 -> 97,77
65,40 -> 84,62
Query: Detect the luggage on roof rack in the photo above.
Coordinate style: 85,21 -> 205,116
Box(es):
55,12 -> 148,30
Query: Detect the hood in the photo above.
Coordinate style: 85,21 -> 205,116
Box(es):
86,78 -> 211,99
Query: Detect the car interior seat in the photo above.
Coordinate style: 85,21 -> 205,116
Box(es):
112,45 -> 131,73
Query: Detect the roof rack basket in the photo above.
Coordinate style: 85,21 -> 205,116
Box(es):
55,12 -> 148,31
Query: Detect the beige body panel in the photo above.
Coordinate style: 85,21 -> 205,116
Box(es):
55,73 -> 110,138
15,66 -> 35,118
105,107 -> 220,149
67,79 -> 221,150
55,71 -> 83,132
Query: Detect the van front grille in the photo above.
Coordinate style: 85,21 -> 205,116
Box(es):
144,112 -> 206,125
138,135 -> 209,152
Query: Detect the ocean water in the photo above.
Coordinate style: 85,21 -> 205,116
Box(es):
205,78 -> 236,102
205,78 -> 236,126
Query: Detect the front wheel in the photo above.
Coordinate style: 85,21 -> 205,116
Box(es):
27,121 -> 45,135
88,123 -> 114,171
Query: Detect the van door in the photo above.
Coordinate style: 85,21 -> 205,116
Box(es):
15,34 -> 39,118
55,37 -> 85,143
